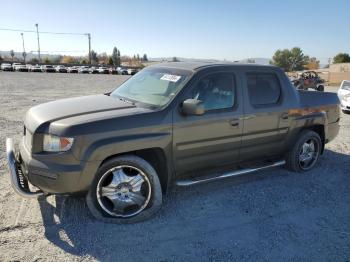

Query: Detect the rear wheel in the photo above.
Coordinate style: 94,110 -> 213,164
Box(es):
297,84 -> 307,91
286,130 -> 322,172
317,85 -> 324,91
86,155 -> 162,223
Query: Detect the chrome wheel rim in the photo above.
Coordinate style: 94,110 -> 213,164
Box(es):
298,139 -> 319,170
96,165 -> 151,218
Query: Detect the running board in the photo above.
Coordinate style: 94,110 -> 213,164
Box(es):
175,160 -> 286,187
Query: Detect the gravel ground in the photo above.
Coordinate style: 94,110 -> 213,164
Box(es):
0,72 -> 349,262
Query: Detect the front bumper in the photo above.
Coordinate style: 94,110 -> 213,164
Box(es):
6,137 -> 101,196
6,138 -> 44,198
340,99 -> 350,112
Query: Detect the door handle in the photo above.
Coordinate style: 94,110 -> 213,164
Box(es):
281,113 -> 289,120
229,119 -> 240,127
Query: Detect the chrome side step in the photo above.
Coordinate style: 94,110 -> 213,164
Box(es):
175,160 -> 286,186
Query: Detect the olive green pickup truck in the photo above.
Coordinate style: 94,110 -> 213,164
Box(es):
6,62 -> 340,223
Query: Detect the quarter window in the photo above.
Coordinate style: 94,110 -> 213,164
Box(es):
246,73 -> 281,106
190,73 -> 235,110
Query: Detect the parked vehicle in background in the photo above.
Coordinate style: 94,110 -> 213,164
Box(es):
98,66 -> 109,74
56,65 -> 67,73
127,68 -> 137,75
12,63 -> 22,71
15,64 -> 29,72
338,80 -> 350,114
5,62 -> 340,223
1,63 -> 13,71
109,67 -> 118,74
67,66 -> 79,73
116,67 -> 128,75
30,64 -> 42,72
41,65 -> 56,73
291,71 -> 325,91
79,66 -> 90,74
89,67 -> 99,74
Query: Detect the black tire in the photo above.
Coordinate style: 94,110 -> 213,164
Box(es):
86,155 -> 162,224
342,110 -> 350,114
286,130 -> 322,172
317,85 -> 324,92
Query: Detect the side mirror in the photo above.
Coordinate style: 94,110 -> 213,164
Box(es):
181,99 -> 205,116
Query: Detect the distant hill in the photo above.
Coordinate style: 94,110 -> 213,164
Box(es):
238,58 -> 271,65
150,57 -> 271,65
149,57 -> 221,63
0,50 -> 272,66
0,50 -> 61,61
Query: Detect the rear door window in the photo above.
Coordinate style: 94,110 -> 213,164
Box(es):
246,73 -> 281,106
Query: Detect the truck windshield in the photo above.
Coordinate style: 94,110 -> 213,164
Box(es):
111,67 -> 192,107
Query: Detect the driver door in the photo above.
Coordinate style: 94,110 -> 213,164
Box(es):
172,71 -> 243,175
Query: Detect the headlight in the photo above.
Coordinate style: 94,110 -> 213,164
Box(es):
43,134 -> 74,152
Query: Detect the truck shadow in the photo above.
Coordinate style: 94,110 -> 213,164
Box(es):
38,148 -> 350,261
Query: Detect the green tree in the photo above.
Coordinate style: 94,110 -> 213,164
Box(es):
80,59 -> 87,64
108,56 -> 114,65
142,54 -> 148,62
10,50 -> 15,62
289,47 -> 308,71
172,57 -> 179,62
111,47 -> 121,66
30,58 -> 39,63
0,55 -> 3,62
44,57 -> 51,64
270,49 -> 290,71
90,50 -> 98,64
270,47 -> 308,71
333,53 -> 350,64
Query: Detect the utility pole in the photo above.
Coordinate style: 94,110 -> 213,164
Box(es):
20,33 -> 26,63
87,33 -> 91,65
35,23 -> 41,63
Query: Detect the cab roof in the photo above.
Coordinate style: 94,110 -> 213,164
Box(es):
152,61 -> 277,71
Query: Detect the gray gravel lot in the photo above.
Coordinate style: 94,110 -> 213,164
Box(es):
0,72 -> 349,261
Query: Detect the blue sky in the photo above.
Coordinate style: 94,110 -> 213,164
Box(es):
0,0 -> 349,63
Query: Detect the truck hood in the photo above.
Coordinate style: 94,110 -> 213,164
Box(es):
25,94 -> 139,133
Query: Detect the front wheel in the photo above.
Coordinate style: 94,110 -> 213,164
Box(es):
286,130 -> 322,172
86,155 -> 162,223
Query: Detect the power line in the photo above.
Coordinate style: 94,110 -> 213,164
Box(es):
30,50 -> 88,53
1,26 -> 92,64
0,27 -> 88,36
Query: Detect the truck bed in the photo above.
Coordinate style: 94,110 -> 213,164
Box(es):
298,90 -> 340,123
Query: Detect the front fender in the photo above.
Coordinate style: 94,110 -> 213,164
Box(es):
76,132 -> 173,192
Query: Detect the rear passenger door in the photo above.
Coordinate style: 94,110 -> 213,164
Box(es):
240,70 -> 287,161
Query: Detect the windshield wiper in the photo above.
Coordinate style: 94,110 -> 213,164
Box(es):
118,97 -> 135,105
